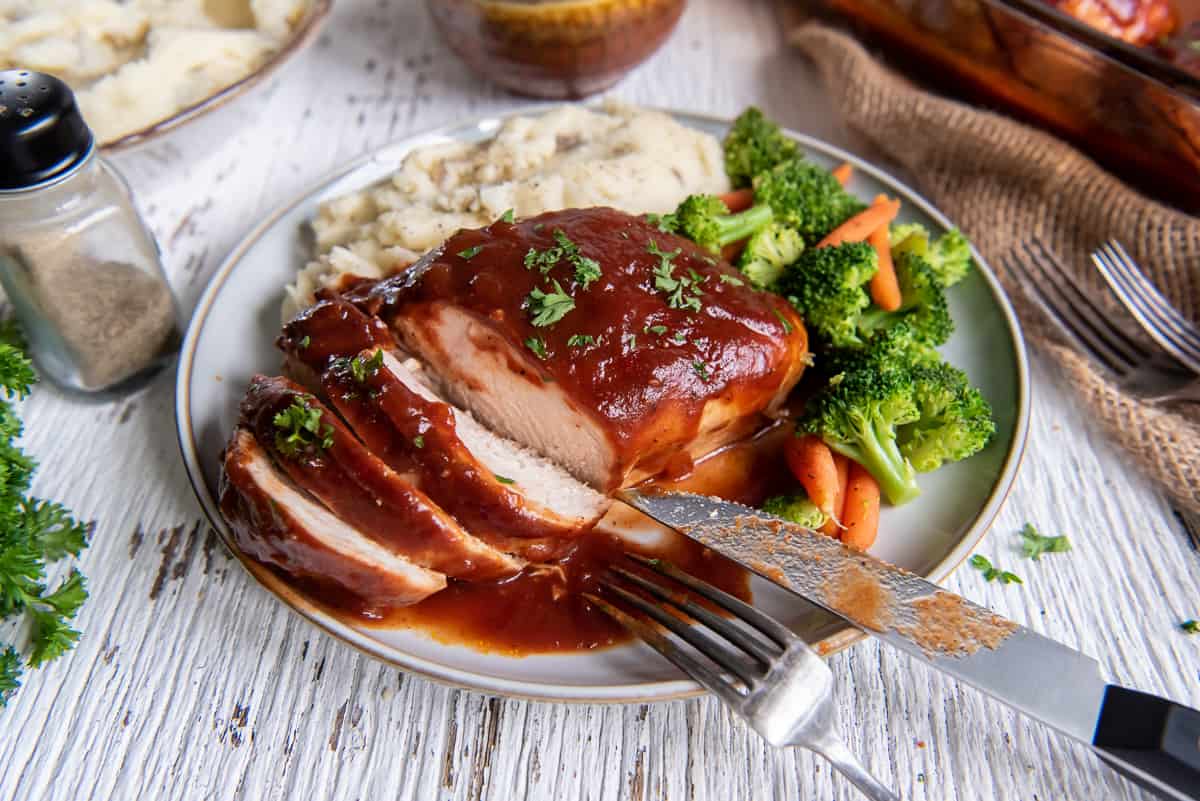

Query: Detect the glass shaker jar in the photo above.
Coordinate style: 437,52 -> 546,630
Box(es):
0,70 -> 180,394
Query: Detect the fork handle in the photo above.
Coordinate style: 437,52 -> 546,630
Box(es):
1092,685 -> 1200,801
811,736 -> 900,801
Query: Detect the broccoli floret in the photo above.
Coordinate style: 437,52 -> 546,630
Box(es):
670,194 -> 774,254
798,365 -> 921,506
891,224 -> 972,287
723,107 -> 800,188
821,320 -> 940,377
753,160 -> 867,245
738,223 -> 804,290
899,362 -> 995,472
779,241 -> 876,349
857,252 -> 953,347
761,493 -> 828,529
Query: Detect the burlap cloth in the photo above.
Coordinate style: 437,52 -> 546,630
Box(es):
789,23 -> 1200,513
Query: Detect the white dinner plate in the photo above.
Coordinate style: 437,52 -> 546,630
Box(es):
175,108 -> 1030,703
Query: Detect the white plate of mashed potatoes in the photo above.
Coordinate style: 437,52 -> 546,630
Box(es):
176,104 -> 1030,702
0,0 -> 330,149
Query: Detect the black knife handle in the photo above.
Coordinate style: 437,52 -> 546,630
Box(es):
1092,685 -> 1200,800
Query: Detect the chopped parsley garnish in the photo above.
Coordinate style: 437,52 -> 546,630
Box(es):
1182,620 -> 1199,634
457,245 -> 484,260
499,208 -> 515,224
494,475 -> 516,485
522,230 -> 602,289
0,322 -> 91,705
626,335 -> 638,350
969,555 -> 1021,584
1019,523 -> 1070,560
526,279 -> 575,327
273,397 -> 335,457
693,360 -> 711,381
644,212 -> 678,234
719,274 -> 744,287
525,336 -> 548,360
672,331 -> 688,345
772,307 -> 793,334
567,334 -> 596,348
645,325 -> 668,336
348,349 -> 384,383
648,240 -> 702,312
298,335 -> 311,349
412,435 -> 425,449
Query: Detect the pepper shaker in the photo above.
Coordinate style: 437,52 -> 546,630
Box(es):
0,70 -> 181,394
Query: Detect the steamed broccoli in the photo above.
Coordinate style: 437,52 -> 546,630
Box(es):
899,362 -> 995,472
778,241 -> 876,349
821,320 -> 940,377
723,107 -> 800,188
857,252 -> 953,347
798,364 -> 921,506
753,160 -> 867,245
890,224 -> 972,287
669,194 -> 774,254
738,223 -> 804,290
761,493 -> 828,529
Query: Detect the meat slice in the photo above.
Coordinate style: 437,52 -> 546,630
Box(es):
277,289 -> 394,387
345,207 -> 808,491
321,349 -> 608,561
220,430 -> 446,609
239,375 -> 522,580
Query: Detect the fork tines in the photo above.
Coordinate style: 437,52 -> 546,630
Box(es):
1092,240 -> 1200,375
585,555 -> 792,703
1003,239 -> 1151,374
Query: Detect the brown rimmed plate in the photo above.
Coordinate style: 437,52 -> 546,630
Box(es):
174,107 -> 1030,703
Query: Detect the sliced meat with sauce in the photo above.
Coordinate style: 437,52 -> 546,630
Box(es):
277,289 -> 395,389
219,430 -> 446,609
320,349 -> 608,562
345,207 -> 808,491
239,374 -> 523,580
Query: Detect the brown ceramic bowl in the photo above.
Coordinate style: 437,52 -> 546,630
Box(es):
427,0 -> 686,99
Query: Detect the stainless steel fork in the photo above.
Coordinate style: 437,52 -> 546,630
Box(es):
1091,240 -> 1200,376
586,555 -> 899,801
1002,239 -> 1200,403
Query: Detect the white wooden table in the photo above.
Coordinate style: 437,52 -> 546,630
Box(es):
2,2 -> 1198,799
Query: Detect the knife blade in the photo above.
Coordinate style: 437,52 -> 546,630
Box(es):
618,488 -> 1200,801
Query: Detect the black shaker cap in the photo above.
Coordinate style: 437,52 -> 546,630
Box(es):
0,70 -> 94,191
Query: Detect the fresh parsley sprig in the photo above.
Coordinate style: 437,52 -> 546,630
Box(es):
0,329 -> 90,708
273,397 -> 335,458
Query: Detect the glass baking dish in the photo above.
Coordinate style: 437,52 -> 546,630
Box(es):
818,0 -> 1200,208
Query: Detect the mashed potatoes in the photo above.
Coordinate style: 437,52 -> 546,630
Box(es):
0,0 -> 309,144
285,102 -> 731,319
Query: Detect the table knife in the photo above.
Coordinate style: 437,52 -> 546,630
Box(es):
618,488 -> 1200,801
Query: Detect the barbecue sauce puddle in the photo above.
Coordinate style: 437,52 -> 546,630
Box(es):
292,422 -> 795,655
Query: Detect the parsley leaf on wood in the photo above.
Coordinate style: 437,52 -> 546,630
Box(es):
1182,620 -> 1199,634
1019,523 -> 1071,560
969,554 -> 1022,584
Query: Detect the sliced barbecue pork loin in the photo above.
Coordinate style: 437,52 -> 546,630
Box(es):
344,207 -> 808,491
321,350 -> 607,561
238,375 -> 523,580
220,430 -> 447,608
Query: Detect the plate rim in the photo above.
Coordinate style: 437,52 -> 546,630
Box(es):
174,105 -> 1032,703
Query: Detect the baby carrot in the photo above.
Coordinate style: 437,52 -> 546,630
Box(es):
841,461 -> 881,551
785,435 -> 840,525
815,197 -> 901,248
831,162 -> 853,186
820,452 -> 850,537
867,195 -> 902,311
719,188 -> 755,213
